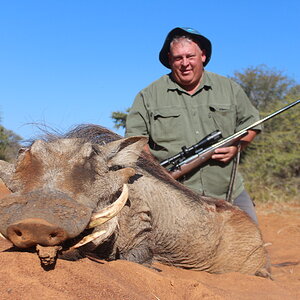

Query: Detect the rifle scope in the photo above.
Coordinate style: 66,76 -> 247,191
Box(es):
160,130 -> 222,167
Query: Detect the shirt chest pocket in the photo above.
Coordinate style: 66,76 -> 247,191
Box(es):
150,107 -> 184,143
209,104 -> 236,136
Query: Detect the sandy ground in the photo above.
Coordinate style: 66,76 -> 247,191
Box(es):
0,180 -> 299,300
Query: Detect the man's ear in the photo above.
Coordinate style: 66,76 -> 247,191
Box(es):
201,48 -> 207,63
100,136 -> 148,166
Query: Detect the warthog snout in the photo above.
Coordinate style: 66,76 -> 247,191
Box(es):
7,218 -> 68,248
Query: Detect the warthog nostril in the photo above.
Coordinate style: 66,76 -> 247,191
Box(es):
14,229 -> 22,237
49,232 -> 59,239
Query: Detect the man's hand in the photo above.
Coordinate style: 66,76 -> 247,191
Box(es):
211,146 -> 238,163
211,129 -> 259,163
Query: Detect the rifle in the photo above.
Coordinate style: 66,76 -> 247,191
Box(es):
160,99 -> 300,180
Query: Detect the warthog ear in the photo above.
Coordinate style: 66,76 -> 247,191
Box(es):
0,160 -> 15,192
101,136 -> 148,166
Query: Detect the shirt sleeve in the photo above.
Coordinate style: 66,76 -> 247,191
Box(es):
125,91 -> 150,137
234,84 -> 262,132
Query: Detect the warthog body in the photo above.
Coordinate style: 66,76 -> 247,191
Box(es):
0,125 -> 270,276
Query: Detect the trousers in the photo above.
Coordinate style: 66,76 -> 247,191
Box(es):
233,190 -> 258,224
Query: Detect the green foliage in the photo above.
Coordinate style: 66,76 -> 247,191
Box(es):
1,127 -> 22,162
111,108 -> 130,129
0,126 -> 8,161
230,64 -> 296,109
286,84 -> 300,100
240,99 -> 300,202
0,112 -> 22,162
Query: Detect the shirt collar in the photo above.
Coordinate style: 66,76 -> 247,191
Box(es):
166,71 -> 213,95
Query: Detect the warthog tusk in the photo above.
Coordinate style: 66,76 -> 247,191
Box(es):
87,184 -> 129,229
72,230 -> 107,249
0,233 -> 7,240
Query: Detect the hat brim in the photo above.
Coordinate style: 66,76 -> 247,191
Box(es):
159,27 -> 212,68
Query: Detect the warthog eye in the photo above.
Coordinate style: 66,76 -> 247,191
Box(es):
108,165 -> 124,171
18,147 -> 28,155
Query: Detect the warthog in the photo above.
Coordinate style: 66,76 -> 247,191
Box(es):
0,125 -> 270,276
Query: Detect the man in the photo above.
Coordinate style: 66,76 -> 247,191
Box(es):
125,27 -> 260,223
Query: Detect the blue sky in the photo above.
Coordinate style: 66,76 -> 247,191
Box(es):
0,0 -> 299,141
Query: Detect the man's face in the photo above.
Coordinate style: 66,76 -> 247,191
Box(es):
168,38 -> 206,92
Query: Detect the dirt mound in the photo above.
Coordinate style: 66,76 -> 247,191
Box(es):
0,202 -> 299,300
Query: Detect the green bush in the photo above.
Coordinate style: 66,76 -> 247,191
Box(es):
240,99 -> 300,202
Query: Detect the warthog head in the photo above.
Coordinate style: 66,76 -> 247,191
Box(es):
0,128 -> 147,266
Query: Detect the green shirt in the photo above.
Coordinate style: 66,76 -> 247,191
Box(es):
125,71 -> 261,200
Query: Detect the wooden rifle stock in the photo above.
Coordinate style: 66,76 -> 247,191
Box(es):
170,135 -> 245,179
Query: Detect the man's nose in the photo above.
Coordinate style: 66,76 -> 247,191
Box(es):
181,57 -> 189,66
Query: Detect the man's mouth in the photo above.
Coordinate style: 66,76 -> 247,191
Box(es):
181,69 -> 192,75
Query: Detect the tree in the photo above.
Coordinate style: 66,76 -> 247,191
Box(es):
240,99 -> 299,202
0,112 -> 22,162
0,125 -> 8,160
285,84 -> 300,100
231,66 -> 300,201
111,109 -> 130,130
2,127 -> 22,162
230,64 -> 296,109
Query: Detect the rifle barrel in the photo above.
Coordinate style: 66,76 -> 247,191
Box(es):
242,99 -> 300,131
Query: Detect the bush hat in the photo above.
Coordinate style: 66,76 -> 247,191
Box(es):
159,27 -> 212,68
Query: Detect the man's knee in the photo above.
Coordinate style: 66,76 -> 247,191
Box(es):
233,190 -> 258,224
